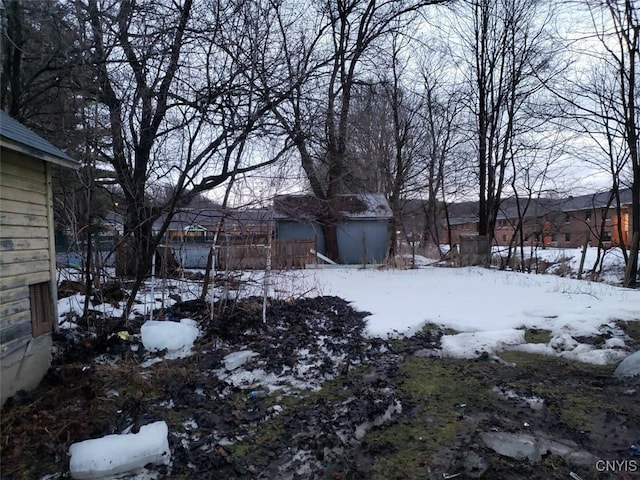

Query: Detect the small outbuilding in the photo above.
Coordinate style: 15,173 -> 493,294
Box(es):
274,193 -> 392,265
0,111 -> 79,405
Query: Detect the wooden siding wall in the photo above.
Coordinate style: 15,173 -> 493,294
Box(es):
0,151 -> 54,356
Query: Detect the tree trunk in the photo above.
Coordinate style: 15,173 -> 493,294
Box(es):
322,217 -> 340,263
626,178 -> 639,287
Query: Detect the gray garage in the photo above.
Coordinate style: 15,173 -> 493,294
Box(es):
274,193 -> 392,265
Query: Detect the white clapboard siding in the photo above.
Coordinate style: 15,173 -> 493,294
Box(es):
0,152 -> 54,354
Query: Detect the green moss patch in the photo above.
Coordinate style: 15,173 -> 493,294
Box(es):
365,356 -> 498,478
499,351 -> 627,433
617,320 -> 640,346
523,328 -> 553,344
362,350 -> 637,479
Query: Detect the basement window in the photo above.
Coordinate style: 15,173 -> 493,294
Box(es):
30,282 -> 54,337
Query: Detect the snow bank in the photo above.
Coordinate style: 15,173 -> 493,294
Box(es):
288,267 -> 639,339
267,266 -> 639,364
513,341 -> 629,365
69,421 -> 170,479
441,329 -> 526,358
141,319 -> 199,353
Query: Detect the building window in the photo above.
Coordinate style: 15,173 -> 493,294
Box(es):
565,233 -> 571,242
502,234 -> 507,242
551,233 -> 558,242
30,282 -> 54,337
565,214 -> 571,223
601,231 -> 612,241
585,211 -> 591,221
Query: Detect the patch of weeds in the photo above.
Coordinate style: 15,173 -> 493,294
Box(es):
618,320 -> 640,346
152,406 -> 185,431
365,357 -> 496,479
253,415 -> 287,445
421,322 -> 459,336
387,337 -> 407,352
229,443 -> 251,458
366,423 -> 435,479
573,335 -> 607,346
499,351 -> 623,433
524,328 -> 552,344
553,264 -> 572,277
306,364 -> 368,402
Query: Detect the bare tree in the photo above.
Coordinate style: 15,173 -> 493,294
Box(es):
346,33 -> 431,259
1,0 -> 119,305
567,0 -> 639,287
453,0 -> 560,263
502,137 -> 566,271
418,56 -> 469,253
271,0 -> 448,261
80,0 -> 293,315
1,0 -> 90,150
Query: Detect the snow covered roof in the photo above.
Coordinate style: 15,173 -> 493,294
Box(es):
273,193 -> 393,221
0,110 -> 79,169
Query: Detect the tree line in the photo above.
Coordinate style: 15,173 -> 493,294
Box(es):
1,0 -> 637,306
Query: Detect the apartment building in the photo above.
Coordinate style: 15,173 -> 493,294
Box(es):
446,190 -> 632,249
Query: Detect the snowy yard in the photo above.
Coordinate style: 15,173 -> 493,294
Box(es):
4,250 -> 639,479
59,247 -> 640,366
294,265 -> 640,363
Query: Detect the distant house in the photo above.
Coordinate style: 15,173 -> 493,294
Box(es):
274,193 -> 392,264
0,111 -> 79,405
444,190 -> 632,249
160,207 -> 272,244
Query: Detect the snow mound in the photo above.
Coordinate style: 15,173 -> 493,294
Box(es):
141,319 -> 199,353
440,329 -> 526,358
69,421 -> 170,479
614,350 -> 640,379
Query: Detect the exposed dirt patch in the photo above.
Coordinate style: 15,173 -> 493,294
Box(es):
1,297 -> 638,479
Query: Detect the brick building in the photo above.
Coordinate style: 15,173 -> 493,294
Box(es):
445,190 -> 632,249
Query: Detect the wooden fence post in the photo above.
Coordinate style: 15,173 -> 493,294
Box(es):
577,230 -> 591,280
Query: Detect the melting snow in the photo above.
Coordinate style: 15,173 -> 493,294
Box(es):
68,421 -> 170,479
223,350 -> 259,371
141,319 -> 199,358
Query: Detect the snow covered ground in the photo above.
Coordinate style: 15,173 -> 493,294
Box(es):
493,245 -> 631,285
54,249 -> 640,479
59,250 -> 639,367
292,266 -> 639,363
